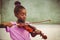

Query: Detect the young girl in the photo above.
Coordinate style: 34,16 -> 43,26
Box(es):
0,1 -> 47,40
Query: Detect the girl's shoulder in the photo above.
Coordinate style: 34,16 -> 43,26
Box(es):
10,21 -> 17,24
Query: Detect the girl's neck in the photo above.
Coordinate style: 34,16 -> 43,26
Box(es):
17,19 -> 25,23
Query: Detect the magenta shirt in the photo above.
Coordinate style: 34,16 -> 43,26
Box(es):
6,22 -> 31,40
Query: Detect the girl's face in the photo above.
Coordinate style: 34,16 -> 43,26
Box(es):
15,9 -> 26,22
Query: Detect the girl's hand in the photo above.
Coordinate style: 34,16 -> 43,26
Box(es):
3,22 -> 13,27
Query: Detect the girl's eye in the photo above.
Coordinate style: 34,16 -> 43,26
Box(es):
21,13 -> 26,16
21,15 -> 25,16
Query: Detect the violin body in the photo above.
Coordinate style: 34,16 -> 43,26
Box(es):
23,25 -> 35,33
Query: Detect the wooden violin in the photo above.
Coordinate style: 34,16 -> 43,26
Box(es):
23,19 -> 51,33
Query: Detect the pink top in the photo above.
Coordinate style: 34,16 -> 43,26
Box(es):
6,22 -> 31,40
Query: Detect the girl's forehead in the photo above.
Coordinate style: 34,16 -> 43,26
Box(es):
19,9 -> 26,13
18,9 -> 26,15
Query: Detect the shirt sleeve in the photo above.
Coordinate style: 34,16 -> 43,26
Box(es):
5,26 -> 10,32
5,21 -> 16,32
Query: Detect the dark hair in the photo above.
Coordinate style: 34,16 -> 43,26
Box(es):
14,1 -> 25,14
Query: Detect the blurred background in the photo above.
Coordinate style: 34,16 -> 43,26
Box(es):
0,0 -> 60,24
0,0 -> 60,40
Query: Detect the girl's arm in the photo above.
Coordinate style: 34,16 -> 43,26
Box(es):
0,24 -> 6,28
0,22 -> 12,28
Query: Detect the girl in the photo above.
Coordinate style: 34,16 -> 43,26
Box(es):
0,1 -> 47,40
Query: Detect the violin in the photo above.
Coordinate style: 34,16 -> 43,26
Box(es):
17,19 -> 50,39
22,24 -> 47,39
23,19 -> 51,33
23,19 -> 51,32
23,24 -> 35,33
